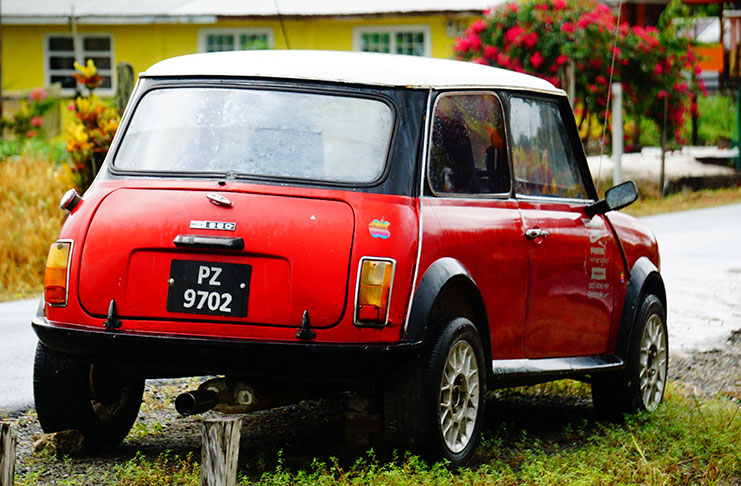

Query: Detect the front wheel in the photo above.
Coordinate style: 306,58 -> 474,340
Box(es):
593,294 -> 668,416
33,343 -> 144,450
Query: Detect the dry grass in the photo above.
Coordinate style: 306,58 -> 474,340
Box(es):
0,156 -> 74,301
623,183 -> 741,218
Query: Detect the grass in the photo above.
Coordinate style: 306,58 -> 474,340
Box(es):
14,382 -> 739,485
623,185 -> 741,218
0,155 -> 73,301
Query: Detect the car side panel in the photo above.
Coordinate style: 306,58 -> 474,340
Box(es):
418,197 -> 528,359
519,200 -> 620,358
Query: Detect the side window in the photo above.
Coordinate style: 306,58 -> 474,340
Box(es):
509,96 -> 588,199
429,93 -> 510,195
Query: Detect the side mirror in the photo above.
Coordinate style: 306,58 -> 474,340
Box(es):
585,180 -> 638,217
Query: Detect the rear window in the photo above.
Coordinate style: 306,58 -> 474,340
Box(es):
114,87 -> 394,183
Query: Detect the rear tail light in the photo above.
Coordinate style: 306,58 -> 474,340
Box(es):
355,257 -> 395,326
45,241 -> 72,306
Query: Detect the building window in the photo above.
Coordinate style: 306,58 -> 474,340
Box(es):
46,34 -> 113,92
354,26 -> 430,57
199,29 -> 274,52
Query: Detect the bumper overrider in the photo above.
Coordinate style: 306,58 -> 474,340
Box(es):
32,316 -> 422,382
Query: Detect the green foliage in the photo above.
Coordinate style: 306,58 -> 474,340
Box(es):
682,93 -> 737,146
0,138 -> 70,163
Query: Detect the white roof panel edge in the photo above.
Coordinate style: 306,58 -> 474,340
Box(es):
141,50 -> 563,93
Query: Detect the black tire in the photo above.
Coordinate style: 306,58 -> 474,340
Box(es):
33,343 -> 144,450
384,317 -> 486,467
592,294 -> 668,417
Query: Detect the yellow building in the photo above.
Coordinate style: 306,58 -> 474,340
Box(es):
1,1 -> 493,97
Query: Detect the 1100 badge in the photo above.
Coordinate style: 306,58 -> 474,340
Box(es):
166,260 -> 251,317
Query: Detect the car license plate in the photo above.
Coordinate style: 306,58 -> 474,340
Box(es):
166,260 -> 251,317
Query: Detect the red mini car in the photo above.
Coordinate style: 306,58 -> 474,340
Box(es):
34,50 -> 667,466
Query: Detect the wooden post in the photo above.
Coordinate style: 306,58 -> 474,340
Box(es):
0,422 -> 16,486
200,416 -> 243,486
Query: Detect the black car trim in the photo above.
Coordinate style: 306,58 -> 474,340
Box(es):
614,256 -> 666,361
405,258 -> 490,366
32,316 -> 422,383
489,355 -> 624,387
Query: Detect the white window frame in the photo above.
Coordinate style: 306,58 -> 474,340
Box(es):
198,28 -> 275,53
44,33 -> 115,96
352,25 -> 431,57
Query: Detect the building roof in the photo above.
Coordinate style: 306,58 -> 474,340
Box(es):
141,50 -> 563,94
2,0 -> 499,24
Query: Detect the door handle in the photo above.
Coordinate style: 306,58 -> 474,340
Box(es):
525,228 -> 550,240
173,234 -> 244,250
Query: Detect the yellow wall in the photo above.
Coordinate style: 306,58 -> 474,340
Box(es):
2,14 -> 477,93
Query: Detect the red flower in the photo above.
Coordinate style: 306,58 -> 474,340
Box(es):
657,90 -> 668,99
552,0 -> 567,9
470,19 -> 486,34
31,116 -> 44,127
497,52 -> 512,68
507,2 -> 519,13
467,33 -> 482,51
26,130 -> 37,138
530,51 -> 544,69
522,32 -> 538,48
484,45 -> 498,60
653,63 -> 664,76
505,26 -> 524,45
29,88 -> 47,102
555,54 -> 568,66
454,37 -> 472,53
561,22 -> 575,34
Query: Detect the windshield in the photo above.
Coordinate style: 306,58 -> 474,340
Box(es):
114,87 -> 394,183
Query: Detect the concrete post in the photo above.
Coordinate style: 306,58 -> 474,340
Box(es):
611,82 -> 623,185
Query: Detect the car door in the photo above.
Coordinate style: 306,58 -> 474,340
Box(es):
506,94 -> 620,358
422,91 -> 528,359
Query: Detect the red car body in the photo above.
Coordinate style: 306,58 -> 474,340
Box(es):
33,51 -> 667,464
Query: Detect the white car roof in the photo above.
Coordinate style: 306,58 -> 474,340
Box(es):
141,50 -> 564,94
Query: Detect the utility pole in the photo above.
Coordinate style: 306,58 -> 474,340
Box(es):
611,82 -> 623,185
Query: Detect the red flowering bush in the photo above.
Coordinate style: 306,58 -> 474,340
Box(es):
455,0 -> 702,148
0,87 -> 56,140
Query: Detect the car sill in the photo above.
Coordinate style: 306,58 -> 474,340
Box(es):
492,355 -> 624,378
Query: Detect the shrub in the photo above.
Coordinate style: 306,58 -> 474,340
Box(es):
65,60 -> 120,191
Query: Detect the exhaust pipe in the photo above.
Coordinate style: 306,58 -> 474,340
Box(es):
175,389 -> 219,416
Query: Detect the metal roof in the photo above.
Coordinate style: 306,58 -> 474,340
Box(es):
141,50 -> 563,94
3,0 -> 499,24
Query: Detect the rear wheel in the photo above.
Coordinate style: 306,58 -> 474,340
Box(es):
384,318 -> 486,466
33,343 -> 144,450
593,294 -> 667,416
